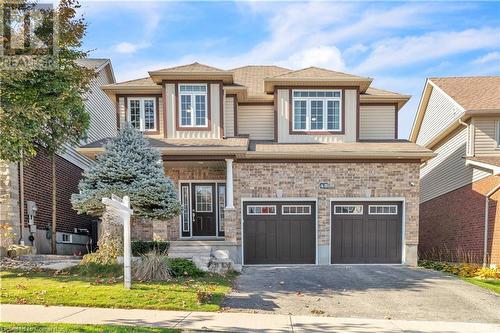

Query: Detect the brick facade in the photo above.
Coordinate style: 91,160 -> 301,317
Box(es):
150,161 -> 421,265
22,150 -> 94,235
419,175 -> 500,265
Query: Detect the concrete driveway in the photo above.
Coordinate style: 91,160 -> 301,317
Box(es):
222,265 -> 500,323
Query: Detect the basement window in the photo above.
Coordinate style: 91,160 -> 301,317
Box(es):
61,233 -> 73,243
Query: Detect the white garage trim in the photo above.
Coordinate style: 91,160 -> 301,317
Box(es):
241,197 -> 319,266
329,197 -> 406,265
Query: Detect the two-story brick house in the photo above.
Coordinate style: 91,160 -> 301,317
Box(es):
79,63 -> 433,268
410,76 -> 500,267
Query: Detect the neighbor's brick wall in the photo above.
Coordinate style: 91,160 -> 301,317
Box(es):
419,175 -> 500,265
230,162 -> 420,247
22,150 -> 93,234
130,164 -> 225,241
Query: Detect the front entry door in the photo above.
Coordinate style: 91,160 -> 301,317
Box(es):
192,183 -> 217,236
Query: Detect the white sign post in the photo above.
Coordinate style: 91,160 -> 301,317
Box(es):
102,195 -> 133,289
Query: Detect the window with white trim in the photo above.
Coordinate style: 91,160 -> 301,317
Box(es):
179,84 -> 208,127
218,184 -> 226,232
127,98 -> 157,132
61,233 -> 72,243
334,205 -> 363,215
369,205 -> 398,215
181,185 -> 190,232
247,205 -> 276,215
292,90 -> 342,132
282,205 -> 311,215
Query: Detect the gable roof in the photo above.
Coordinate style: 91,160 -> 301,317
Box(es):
264,66 -> 373,93
361,87 -> 411,109
148,62 -> 233,84
410,76 -> 500,144
429,76 -> 500,111
231,65 -> 290,100
76,58 -> 116,83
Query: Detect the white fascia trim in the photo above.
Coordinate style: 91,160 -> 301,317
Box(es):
465,159 -> 500,175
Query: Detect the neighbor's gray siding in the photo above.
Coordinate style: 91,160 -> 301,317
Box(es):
237,104 -> 274,140
359,105 -> 396,140
473,117 -> 500,156
416,86 -> 463,146
420,127 -> 490,203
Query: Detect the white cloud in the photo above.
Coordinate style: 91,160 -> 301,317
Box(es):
472,51 -> 500,65
355,27 -> 500,73
114,42 -> 149,54
278,46 -> 346,70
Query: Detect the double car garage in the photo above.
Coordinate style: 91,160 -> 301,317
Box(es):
243,200 -> 403,265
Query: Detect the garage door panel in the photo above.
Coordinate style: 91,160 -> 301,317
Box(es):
332,201 -> 402,264
244,201 -> 316,265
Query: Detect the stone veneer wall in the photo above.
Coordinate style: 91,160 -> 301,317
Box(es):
130,164 -> 226,241
230,161 -> 421,265
0,162 -> 20,244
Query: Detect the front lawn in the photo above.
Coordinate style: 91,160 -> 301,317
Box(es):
459,277 -> 500,294
0,268 -> 234,311
0,322 -> 178,333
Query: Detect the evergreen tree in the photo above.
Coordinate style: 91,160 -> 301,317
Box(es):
72,127 -> 180,220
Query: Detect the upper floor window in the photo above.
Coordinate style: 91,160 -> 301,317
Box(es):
179,84 -> 208,128
128,97 -> 157,132
292,90 -> 342,132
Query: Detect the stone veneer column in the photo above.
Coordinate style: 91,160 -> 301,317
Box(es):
0,162 -> 20,245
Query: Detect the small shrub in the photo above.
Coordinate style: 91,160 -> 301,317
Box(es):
68,263 -> 123,278
133,251 -> 171,281
81,240 -> 121,265
168,258 -> 204,278
474,267 -> 500,280
132,241 -> 169,256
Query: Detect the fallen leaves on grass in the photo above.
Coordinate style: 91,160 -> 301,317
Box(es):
311,309 -> 325,315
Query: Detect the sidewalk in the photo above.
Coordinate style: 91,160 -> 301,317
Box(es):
1,304 -> 499,333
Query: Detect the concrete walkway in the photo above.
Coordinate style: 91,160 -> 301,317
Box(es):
1,304 -> 499,333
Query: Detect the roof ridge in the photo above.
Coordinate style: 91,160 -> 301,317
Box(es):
430,75 -> 500,80
113,76 -> 152,85
154,62 -> 227,72
231,65 -> 291,71
268,66 -> 370,79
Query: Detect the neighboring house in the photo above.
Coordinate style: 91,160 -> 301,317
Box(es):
410,77 -> 500,267
0,58 -> 117,255
79,62 -> 433,268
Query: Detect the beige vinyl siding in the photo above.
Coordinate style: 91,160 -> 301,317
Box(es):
359,105 -> 396,140
416,87 -> 463,146
165,83 -> 222,139
237,105 -> 274,140
420,127 -> 490,203
276,89 -> 357,143
473,117 -> 500,156
224,96 -> 235,137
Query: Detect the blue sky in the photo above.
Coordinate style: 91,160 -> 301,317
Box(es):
79,1 -> 500,138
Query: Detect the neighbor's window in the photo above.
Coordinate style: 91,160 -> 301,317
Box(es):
127,98 -> 157,132
247,205 -> 276,215
334,205 -> 363,215
179,84 -> 208,127
292,90 -> 342,132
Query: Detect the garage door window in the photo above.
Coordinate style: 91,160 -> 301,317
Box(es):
334,205 -> 363,215
247,205 -> 276,215
282,205 -> 311,215
369,205 -> 398,215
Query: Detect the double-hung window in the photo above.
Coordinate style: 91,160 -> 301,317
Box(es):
179,84 -> 208,127
127,97 -> 157,132
292,90 -> 342,132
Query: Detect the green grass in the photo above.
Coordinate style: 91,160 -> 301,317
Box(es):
0,322 -> 178,332
460,277 -> 500,294
0,269 -> 234,311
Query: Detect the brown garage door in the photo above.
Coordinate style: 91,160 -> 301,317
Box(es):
243,201 -> 316,265
331,201 -> 402,264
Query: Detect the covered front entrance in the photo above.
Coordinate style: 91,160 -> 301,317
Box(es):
243,200 -> 316,265
180,182 -> 226,238
331,201 -> 403,264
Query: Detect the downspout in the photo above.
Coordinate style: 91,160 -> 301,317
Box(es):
18,153 -> 25,245
483,183 -> 500,267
